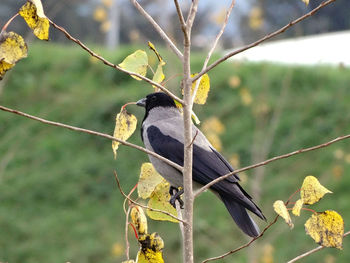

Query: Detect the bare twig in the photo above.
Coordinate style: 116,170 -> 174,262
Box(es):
125,206 -> 131,260
192,0 -> 337,82
187,130 -> 199,148
202,215 -> 280,263
203,195 -> 296,262
0,104 -> 183,172
186,0 -> 199,34
191,0 -> 235,104
195,133 -> 350,197
48,19 -> 184,104
124,183 -> 138,259
287,230 -> 350,263
174,0 -> 187,33
113,171 -> 187,224
1,13 -> 19,33
129,0 -> 183,61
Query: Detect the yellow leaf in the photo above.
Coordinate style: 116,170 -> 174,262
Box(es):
332,165 -> 343,180
249,7 -> 263,30
239,88 -> 253,106
261,243 -> 274,263
119,50 -> 148,80
253,102 -> 270,117
305,210 -> 344,249
211,8 -> 227,25
202,117 -> 225,134
189,73 -> 210,104
102,0 -> 113,8
112,108 -> 137,159
228,75 -> 241,88
229,153 -> 240,167
100,20 -> 111,33
292,199 -> 303,216
93,6 -> 108,22
19,0 -> 50,40
137,233 -> 164,263
146,180 -> 178,223
333,148 -> 344,159
148,41 -> 164,63
205,132 -> 222,152
301,0 -> 310,6
300,175 -> 332,205
152,63 -> 165,91
273,200 -> 293,228
137,163 -> 164,199
345,154 -> 350,164
111,242 -> 124,257
130,206 -> 148,235
0,31 -> 28,80
174,99 -> 200,125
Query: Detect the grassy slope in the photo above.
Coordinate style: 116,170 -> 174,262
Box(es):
0,43 -> 349,262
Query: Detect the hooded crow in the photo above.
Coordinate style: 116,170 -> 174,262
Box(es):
137,92 -> 265,237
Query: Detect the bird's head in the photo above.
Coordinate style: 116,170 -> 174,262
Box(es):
136,92 -> 177,113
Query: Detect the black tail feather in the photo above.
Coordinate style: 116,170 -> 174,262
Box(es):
221,194 -> 261,237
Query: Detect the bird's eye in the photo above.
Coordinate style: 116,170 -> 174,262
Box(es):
151,96 -> 157,101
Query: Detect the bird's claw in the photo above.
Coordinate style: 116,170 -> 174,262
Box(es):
169,186 -> 184,209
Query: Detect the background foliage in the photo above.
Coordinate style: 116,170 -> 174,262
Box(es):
0,43 -> 349,262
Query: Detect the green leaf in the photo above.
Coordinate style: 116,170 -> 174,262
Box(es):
119,50 -> 148,80
146,180 -> 178,223
138,163 -> 163,199
190,73 -> 210,105
152,62 -> 165,90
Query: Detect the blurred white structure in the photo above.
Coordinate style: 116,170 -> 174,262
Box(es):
230,30 -> 350,67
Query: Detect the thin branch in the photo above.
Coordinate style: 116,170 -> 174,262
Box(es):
192,0 -> 337,82
129,0 -> 183,61
181,1 -> 200,262
203,198 -> 295,262
0,104 -> 183,172
1,13 -> 19,33
287,230 -> 350,263
174,0 -> 187,33
186,0 -> 199,34
48,19 -> 184,104
191,0 -> 235,104
187,130 -> 199,148
202,215 -> 280,263
203,0 -> 235,68
113,171 -> 187,224
125,206 -> 131,260
195,133 -> 350,197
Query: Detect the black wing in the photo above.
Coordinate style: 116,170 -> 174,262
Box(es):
147,126 -> 239,192
147,125 -> 265,219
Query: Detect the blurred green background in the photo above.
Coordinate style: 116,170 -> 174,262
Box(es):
0,43 -> 349,263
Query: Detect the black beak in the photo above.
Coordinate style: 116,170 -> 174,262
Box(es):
136,98 -> 146,107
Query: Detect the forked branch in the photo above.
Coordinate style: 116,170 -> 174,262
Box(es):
203,215 -> 280,262
192,0 -> 337,82
48,19 -> 184,104
129,0 -> 184,61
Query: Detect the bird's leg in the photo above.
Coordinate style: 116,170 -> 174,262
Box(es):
169,186 -> 184,209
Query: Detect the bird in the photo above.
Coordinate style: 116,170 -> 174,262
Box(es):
136,92 -> 265,237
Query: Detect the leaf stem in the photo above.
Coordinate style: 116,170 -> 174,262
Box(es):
1,13 -> 19,33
